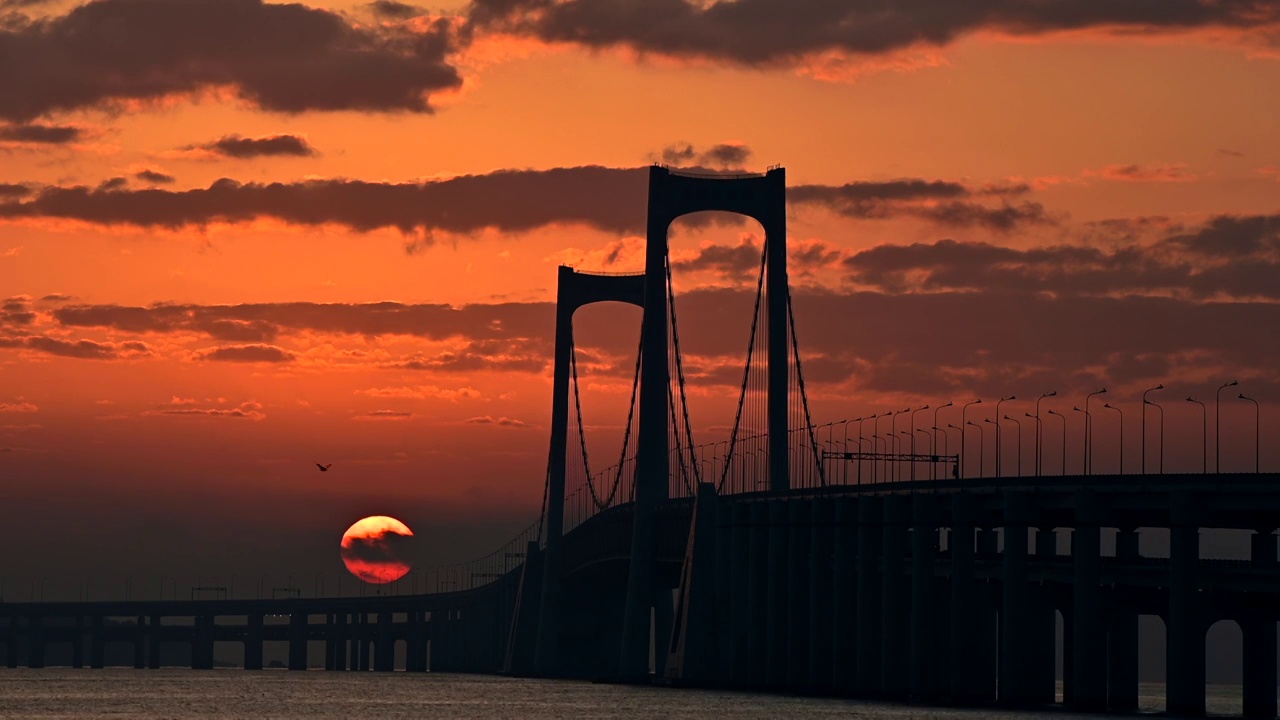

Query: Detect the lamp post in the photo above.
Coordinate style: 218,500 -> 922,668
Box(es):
1145,399 -> 1164,475
1187,397 -> 1207,474
899,431 -> 913,481
967,420 -> 985,478
840,419 -> 856,485
910,406 -> 930,480
1004,415 -> 1023,477
984,418 -> 1000,477
1104,403 -> 1124,475
931,402 -> 953,480
1073,406 -> 1091,475
891,408 -> 910,481
1239,394 -> 1259,473
946,424 -> 962,476
1216,381 -> 1239,473
961,399 -> 983,479
872,433 -> 885,484
876,413 -> 894,482
1142,384 -> 1164,474
995,395 -> 1015,478
915,428 -> 932,481
1047,409 -> 1066,475
1085,388 -> 1107,475
859,415 -> 877,485
1035,391 -> 1056,476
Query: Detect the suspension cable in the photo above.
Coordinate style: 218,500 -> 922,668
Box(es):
569,333 -> 625,510
609,328 -> 644,503
665,253 -> 703,493
715,239 -> 768,493
787,287 -> 828,487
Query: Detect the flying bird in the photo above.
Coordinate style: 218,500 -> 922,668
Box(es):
316,463 -> 332,472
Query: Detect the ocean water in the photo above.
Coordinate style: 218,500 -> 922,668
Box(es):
0,669 -> 1249,719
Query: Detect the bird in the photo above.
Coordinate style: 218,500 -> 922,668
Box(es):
316,463 -> 332,472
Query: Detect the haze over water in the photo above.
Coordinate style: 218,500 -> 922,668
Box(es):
0,670 -> 1251,718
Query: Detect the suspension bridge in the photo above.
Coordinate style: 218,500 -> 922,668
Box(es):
3,166 -> 1280,719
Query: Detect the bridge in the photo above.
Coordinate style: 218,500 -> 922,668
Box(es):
3,166 -> 1277,718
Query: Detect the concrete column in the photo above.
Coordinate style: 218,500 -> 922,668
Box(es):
765,499 -> 790,689
808,498 -> 834,693
653,586 -> 674,678
27,615 -> 45,668
830,496 -> 858,695
148,615 -> 161,669
1000,491 -> 1035,706
73,616 -> 85,668
787,499 -> 811,691
1033,528 -> 1058,703
747,501 -> 768,686
134,616 -> 146,669
245,614 -> 264,670
974,529 -> 999,704
1244,530 -> 1277,719
1167,491 -> 1205,717
5,617 -> 17,668
288,612 -> 308,671
715,497 -> 734,686
90,615 -> 105,669
880,495 -> 910,698
192,615 -> 214,670
1108,529 -> 1140,712
855,495 -> 883,696
729,501 -> 750,687
1069,493 -> 1106,711
910,494 -> 938,702
375,610 -> 394,671
949,495 -> 977,704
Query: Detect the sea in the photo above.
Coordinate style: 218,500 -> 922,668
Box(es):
0,670 -> 1251,718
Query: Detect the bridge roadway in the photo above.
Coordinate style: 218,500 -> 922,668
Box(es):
3,473 -> 1279,718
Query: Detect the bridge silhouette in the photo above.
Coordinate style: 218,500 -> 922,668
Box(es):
3,166 -> 1278,719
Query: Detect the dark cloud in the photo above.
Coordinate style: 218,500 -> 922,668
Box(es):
21,336 -> 151,359
340,527 -> 413,564
39,293 -> 72,302
354,409 -> 414,420
150,400 -> 264,419
0,0 -> 462,122
194,344 -> 295,363
791,179 -> 1049,231
466,0 -> 1280,66
97,176 -> 127,191
195,134 -> 318,159
659,142 -> 753,169
0,183 -> 31,199
369,0 -> 421,19
134,169 -> 174,184
465,415 -> 529,427
0,122 -> 80,144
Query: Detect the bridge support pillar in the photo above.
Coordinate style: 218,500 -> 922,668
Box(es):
665,482 -> 718,685
1033,528 -> 1058,704
1244,530 -> 1277,719
747,500 -> 769,687
653,586 -> 674,678
245,614 -> 263,670
375,610 -> 394,671
879,493 -> 910,699
1167,492 -> 1205,717
192,615 -> 214,670
910,494 -> 939,702
5,617 -> 16,669
765,499 -> 790,689
787,498 -> 811,691
1069,492 -> 1106,712
27,616 -> 45,669
90,615 -> 105,669
288,612 -> 308,671
714,495 -> 733,687
148,615 -> 161,669
504,541 -> 542,676
728,501 -> 750,687
973,528 -> 999,704
949,496 -> 977,704
72,616 -> 85,668
855,496 -> 883,696
808,498 -> 834,694
1000,491 -> 1036,706
831,497 -> 857,695
406,612 -> 424,673
134,616 -> 146,669
1108,529 -> 1140,712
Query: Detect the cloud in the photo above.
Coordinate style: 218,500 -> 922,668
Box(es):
18,336 -> 151,359
0,401 -> 38,413
134,169 -> 175,184
0,183 -> 31,199
791,179 -> 1050,231
1085,163 -> 1197,183
188,134 -> 318,159
39,293 -> 72,302
340,526 -> 413,564
0,123 -> 81,144
356,385 -> 481,400
193,344 -> 295,363
466,0 -> 1280,66
0,0 -> 462,122
149,399 -> 265,420
464,415 -> 529,427
0,423 -> 41,431
659,142 -> 752,169
369,1 -> 421,19
353,409 -> 414,420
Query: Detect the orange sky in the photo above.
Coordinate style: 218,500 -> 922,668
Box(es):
2,0 -> 1279,598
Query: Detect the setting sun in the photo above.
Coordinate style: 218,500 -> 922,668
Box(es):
340,515 -> 414,584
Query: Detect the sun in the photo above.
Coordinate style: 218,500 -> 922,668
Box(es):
340,515 -> 414,584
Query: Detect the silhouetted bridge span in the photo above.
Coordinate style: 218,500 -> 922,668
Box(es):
5,167 -> 1278,719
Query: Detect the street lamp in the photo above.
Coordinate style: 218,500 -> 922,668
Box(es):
899,431 -> 914,481
839,419 -> 857,485
1046,409 -> 1066,475
910,406 -> 930,481
1085,388 -> 1107,475
871,433 -> 885,484
1187,397 -> 1207,474
891,408 -> 910,481
995,395 -> 1016,477
1145,399 -> 1165,475
1142,384 -> 1164,474
1004,415 -> 1023,477
859,415 -> 877,485
1104,403 -> 1124,475
1035,392 -> 1056,476
967,420 -> 985,478
915,428 -> 932,481
961,399 -> 983,479
931,402 -> 953,480
946,424 -> 962,476
1216,381 -> 1239,473
1073,406 -> 1091,475
984,418 -> 1000,477
876,413 -> 894,482
1239,394 -> 1260,473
